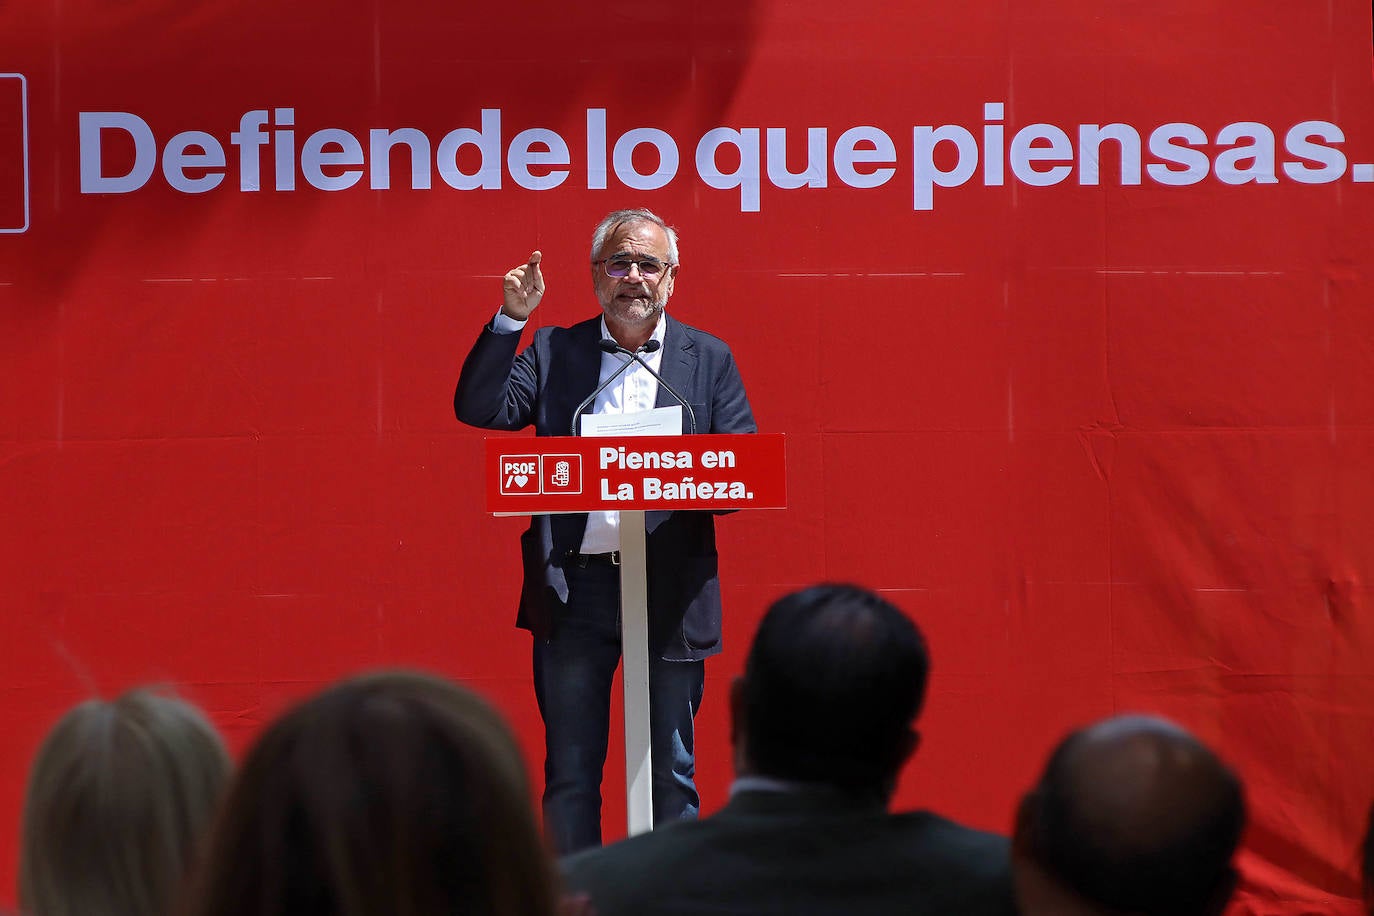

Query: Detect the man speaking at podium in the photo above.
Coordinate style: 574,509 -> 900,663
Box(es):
455,208 -> 756,853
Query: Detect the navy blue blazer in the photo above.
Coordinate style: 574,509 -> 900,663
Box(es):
454,313 -> 756,660
562,788 -> 1017,916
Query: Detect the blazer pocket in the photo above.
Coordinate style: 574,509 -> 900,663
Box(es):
678,556 -> 722,650
519,527 -> 544,572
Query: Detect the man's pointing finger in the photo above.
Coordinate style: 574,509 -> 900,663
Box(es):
528,250 -> 545,289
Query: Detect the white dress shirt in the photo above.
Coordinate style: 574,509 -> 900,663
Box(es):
491,308 -> 667,553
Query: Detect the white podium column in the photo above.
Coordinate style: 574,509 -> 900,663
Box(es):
618,509 -> 654,836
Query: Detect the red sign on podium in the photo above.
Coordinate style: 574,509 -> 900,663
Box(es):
485,433 -> 786,514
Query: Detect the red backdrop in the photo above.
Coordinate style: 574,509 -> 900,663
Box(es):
2,1 -> 1373,912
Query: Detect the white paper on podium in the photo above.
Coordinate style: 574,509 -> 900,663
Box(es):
579,405 -> 682,438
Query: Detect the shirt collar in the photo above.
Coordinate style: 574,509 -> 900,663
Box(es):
729,775 -> 812,797
598,311 -> 667,351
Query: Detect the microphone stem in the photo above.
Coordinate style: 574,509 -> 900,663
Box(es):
627,352 -> 697,434
571,351 -> 636,436
573,339 -> 697,436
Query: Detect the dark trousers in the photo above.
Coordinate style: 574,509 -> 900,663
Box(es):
532,558 -> 704,855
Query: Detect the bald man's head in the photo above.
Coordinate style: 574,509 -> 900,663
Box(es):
1015,715 -> 1245,916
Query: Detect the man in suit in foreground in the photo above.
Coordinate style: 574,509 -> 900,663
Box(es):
454,208 -> 755,854
1012,715 -> 1245,916
562,583 -> 1016,916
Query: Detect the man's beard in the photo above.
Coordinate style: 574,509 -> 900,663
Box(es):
601,285 -> 666,323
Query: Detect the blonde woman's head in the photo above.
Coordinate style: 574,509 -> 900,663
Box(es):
19,689 -> 230,916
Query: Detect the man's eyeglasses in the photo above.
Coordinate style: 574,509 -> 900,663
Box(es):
595,257 -> 672,279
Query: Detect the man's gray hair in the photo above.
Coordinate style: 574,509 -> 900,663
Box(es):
590,208 -> 679,265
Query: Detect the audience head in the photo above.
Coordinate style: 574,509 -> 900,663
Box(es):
732,583 -> 929,802
19,688 -> 231,916
1014,714 -> 1245,916
1363,800 -> 1374,915
184,670 -> 556,916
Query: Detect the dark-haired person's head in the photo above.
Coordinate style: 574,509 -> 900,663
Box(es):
182,670 -> 556,916
1014,715 -> 1245,916
20,688 -> 230,916
1362,799 -> 1374,915
731,583 -> 929,803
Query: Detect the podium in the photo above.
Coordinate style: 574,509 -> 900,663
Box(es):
485,432 -> 786,836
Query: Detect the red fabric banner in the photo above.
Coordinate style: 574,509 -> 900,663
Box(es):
1,1 -> 1372,912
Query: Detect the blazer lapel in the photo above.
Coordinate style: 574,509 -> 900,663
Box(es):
547,318 -> 605,553
559,318 -> 607,436
655,315 -> 697,433
647,316 -> 697,534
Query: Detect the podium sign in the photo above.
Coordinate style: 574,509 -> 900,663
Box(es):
483,431 -> 785,840
486,433 -> 786,514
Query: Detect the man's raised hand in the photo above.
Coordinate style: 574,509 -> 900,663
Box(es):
500,250 -> 545,320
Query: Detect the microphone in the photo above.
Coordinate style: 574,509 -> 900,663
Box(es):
601,339 -> 698,435
569,338 -> 649,435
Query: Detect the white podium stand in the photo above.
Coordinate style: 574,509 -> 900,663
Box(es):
484,433 -> 786,836
618,509 -> 653,834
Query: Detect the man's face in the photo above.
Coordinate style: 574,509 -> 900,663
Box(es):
592,220 -> 677,326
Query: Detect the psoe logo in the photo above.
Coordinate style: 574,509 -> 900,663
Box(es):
0,74 -> 29,234
543,454 -> 582,495
499,455 -> 541,496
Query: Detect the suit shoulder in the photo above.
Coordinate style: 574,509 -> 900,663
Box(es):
892,810 -> 1011,873
671,318 -> 739,355
899,809 -> 1008,846
530,316 -> 600,349
562,820 -> 711,895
